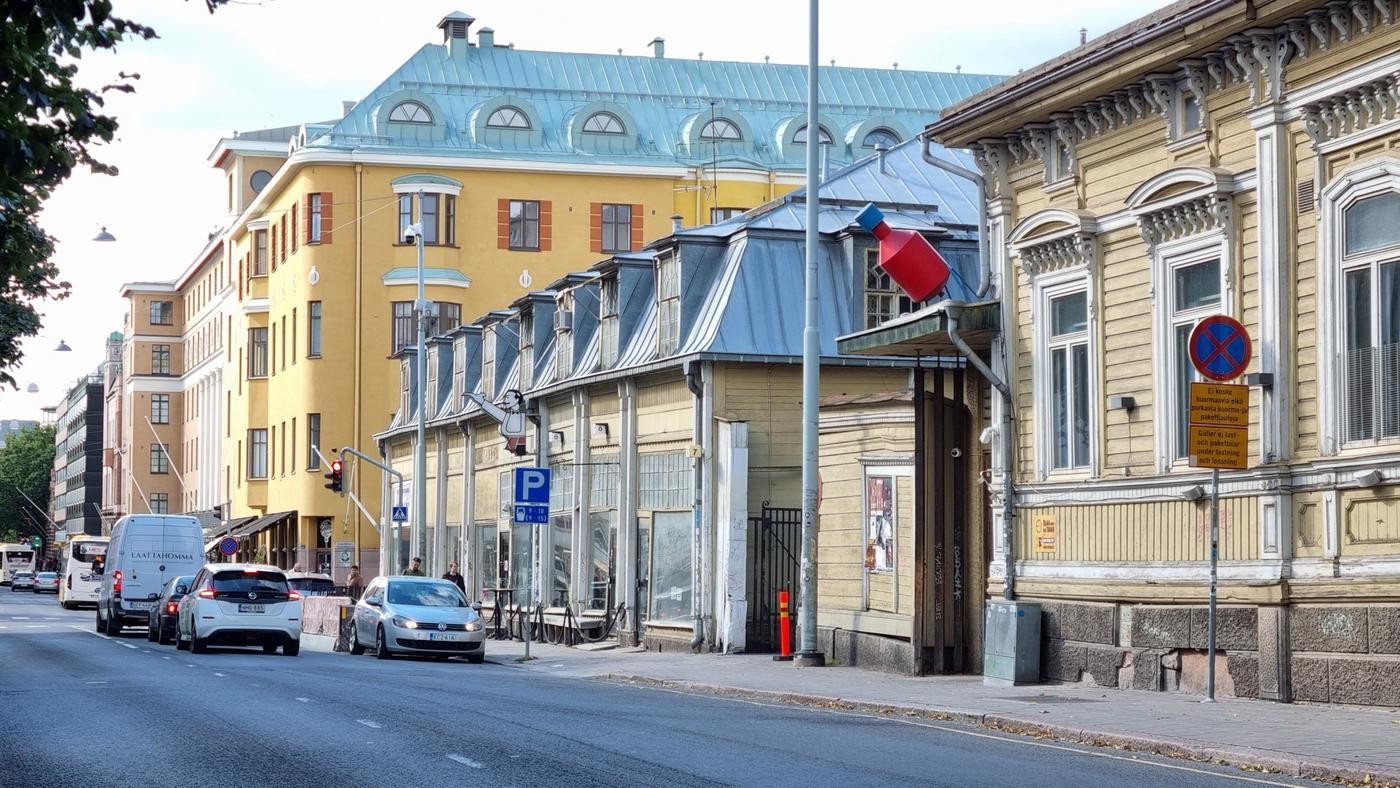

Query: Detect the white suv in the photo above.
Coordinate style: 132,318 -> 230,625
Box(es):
176,564 -> 302,656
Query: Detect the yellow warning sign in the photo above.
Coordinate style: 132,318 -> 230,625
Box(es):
1033,514 -> 1057,553
1188,424 -> 1249,470
1189,382 -> 1249,427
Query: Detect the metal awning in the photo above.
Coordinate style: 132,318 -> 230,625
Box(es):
229,510 -> 296,539
837,300 -> 1000,358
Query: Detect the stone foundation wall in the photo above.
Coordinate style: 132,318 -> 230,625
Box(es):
1034,600 -> 1400,707
818,627 -> 917,674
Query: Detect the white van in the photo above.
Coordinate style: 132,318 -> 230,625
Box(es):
95,515 -> 205,636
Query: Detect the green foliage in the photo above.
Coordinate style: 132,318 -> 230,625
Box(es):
0,1 -> 222,386
0,424 -> 57,541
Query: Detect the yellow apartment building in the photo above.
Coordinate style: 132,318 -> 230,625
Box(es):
166,11 -> 1000,578
928,0 -> 1400,705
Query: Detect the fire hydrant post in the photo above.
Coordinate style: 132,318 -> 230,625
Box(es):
773,587 -> 793,662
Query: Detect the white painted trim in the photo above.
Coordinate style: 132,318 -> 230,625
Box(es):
246,219 -> 270,231
1015,559 -> 1284,582
389,181 -> 463,197
1317,117 -> 1400,156
122,376 -> 184,394
1150,231 -> 1235,473
123,333 -> 184,344
1316,156 -> 1400,456
1125,166 -> 1232,211
1291,556 -> 1400,579
1284,48 -> 1400,109
381,276 -> 472,289
1007,208 -> 1100,247
1250,107 -> 1293,464
242,298 -> 270,315
1030,266 -> 1100,480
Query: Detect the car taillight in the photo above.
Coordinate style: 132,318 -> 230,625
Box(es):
288,591 -> 301,601
166,603 -> 177,614
113,570 -> 122,595
198,589 -> 215,599
66,575 -> 71,589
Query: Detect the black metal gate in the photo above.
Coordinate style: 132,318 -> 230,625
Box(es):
745,502 -> 801,652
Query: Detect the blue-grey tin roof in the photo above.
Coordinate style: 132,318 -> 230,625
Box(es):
308,23 -> 1003,172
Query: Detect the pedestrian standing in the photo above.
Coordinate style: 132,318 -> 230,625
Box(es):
404,557 -> 425,576
347,565 -> 364,601
443,562 -> 465,593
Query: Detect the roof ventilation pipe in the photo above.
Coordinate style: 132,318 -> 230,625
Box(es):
921,132 -> 990,299
649,37 -> 665,58
438,12 -> 474,65
671,214 -> 684,234
477,27 -> 494,48
875,142 -> 889,175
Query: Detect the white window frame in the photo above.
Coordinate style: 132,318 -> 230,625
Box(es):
1317,157 -> 1400,454
1151,231 -> 1234,472
657,253 -> 681,357
1032,269 -> 1099,479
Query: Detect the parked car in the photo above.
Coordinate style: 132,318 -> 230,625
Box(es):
285,571 -> 336,597
176,564 -> 301,656
33,572 -> 59,594
10,571 -> 34,591
146,575 -> 194,645
348,576 -> 485,663
96,514 -> 205,636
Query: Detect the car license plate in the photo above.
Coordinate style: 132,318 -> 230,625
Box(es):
125,601 -> 154,610
238,604 -> 266,614
428,632 -> 464,642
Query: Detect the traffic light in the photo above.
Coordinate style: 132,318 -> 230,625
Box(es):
324,459 -> 344,494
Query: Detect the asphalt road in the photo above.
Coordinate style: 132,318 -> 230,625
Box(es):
0,589 -> 1324,788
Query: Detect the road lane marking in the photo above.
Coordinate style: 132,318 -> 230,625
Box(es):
213,672 -> 226,677
356,720 -> 382,729
185,664 -> 195,668
117,642 -> 138,649
26,624 -> 45,628
162,656 -> 172,660
295,697 -> 312,703
83,681 -> 107,685
13,616 -> 29,620
447,754 -> 483,769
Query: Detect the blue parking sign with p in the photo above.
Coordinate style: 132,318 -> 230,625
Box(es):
513,467 -> 551,505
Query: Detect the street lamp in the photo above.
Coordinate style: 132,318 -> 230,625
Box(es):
404,191 -> 429,573
92,226 -> 116,242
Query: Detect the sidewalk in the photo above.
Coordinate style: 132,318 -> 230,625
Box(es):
484,639 -> 1400,786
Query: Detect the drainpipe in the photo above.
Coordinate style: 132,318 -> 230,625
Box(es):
938,300 -> 1017,600
685,359 -> 705,650
921,135 -> 991,299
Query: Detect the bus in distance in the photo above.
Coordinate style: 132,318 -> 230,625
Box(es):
0,543 -> 37,585
59,535 -> 110,609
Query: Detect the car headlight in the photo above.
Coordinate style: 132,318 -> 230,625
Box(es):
391,615 -> 418,629
464,619 -> 482,632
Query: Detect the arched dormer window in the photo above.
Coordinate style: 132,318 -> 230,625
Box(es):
862,128 -> 900,148
582,112 -> 626,135
486,106 -> 531,130
699,118 -> 742,141
794,124 -> 833,145
389,101 -> 433,124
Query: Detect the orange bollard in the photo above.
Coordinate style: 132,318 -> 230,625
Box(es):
773,587 -> 793,661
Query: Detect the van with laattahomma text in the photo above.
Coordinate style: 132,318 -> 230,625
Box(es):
95,515 -> 205,636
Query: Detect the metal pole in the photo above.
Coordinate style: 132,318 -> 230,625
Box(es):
414,191 -> 429,572
1206,466 -> 1219,702
794,0 -> 823,668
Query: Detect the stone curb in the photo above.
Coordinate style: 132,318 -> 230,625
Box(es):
597,674 -> 1400,787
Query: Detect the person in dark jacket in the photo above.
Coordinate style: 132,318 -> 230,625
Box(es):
404,557 -> 425,576
443,562 -> 466,593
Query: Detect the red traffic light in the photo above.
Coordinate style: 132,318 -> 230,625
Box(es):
324,459 -> 345,494
331,460 -> 343,473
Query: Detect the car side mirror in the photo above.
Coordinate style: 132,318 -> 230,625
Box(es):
365,598 -> 380,607
175,585 -> 188,595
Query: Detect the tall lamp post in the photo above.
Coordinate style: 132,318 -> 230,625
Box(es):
794,0 -> 824,668
411,191 -> 429,572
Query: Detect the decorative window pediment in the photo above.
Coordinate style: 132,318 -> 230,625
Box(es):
1126,167 -> 1235,250
1009,209 -> 1100,277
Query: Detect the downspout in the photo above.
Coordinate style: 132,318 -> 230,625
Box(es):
921,135 -> 990,299
938,301 -> 1016,600
354,163 -> 364,563
685,359 -> 705,650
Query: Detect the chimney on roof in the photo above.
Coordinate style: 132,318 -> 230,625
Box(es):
341,100 -> 357,117
1080,27 -> 1088,45
671,214 -> 683,233
438,12 -> 475,64
478,27 -> 494,48
649,37 -> 665,58
875,143 -> 889,175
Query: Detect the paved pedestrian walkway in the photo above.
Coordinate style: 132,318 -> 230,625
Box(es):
485,639 -> 1400,786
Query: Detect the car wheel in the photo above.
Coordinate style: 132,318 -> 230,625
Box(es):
61,601 -> 73,611
283,641 -> 300,657
466,654 -> 485,664
107,609 -> 122,637
375,626 -> 392,660
147,619 -> 159,642
262,643 -> 278,654
348,624 -> 365,656
95,608 -> 106,634
176,626 -> 189,651
190,623 -> 207,654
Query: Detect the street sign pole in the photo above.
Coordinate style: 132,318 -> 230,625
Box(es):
522,508 -> 530,661
1207,466 -> 1219,702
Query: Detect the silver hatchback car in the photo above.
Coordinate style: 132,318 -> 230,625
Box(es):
349,577 -> 485,663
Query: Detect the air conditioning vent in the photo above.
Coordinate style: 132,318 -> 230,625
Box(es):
554,310 -> 573,332
1296,178 -> 1315,215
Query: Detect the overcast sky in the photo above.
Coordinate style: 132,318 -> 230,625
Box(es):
4,0 -> 1163,421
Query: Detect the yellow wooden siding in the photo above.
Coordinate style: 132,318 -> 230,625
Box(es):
1080,121 -> 1175,214
636,376 -> 692,437
1286,26 -> 1400,92
1098,230 -> 1157,472
445,474 -> 464,522
1342,490 -> 1400,557
1292,492 -> 1324,558
1019,499 -> 1259,562
1213,85 -> 1258,173
474,466 -> 499,523
1294,129 -> 1321,458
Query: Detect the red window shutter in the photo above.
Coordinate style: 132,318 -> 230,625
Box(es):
302,198 -> 310,245
280,214 -> 288,263
291,200 -> 298,254
321,192 -> 333,244
631,204 -> 643,251
497,198 -> 510,249
590,202 -> 603,254
539,200 -> 552,252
